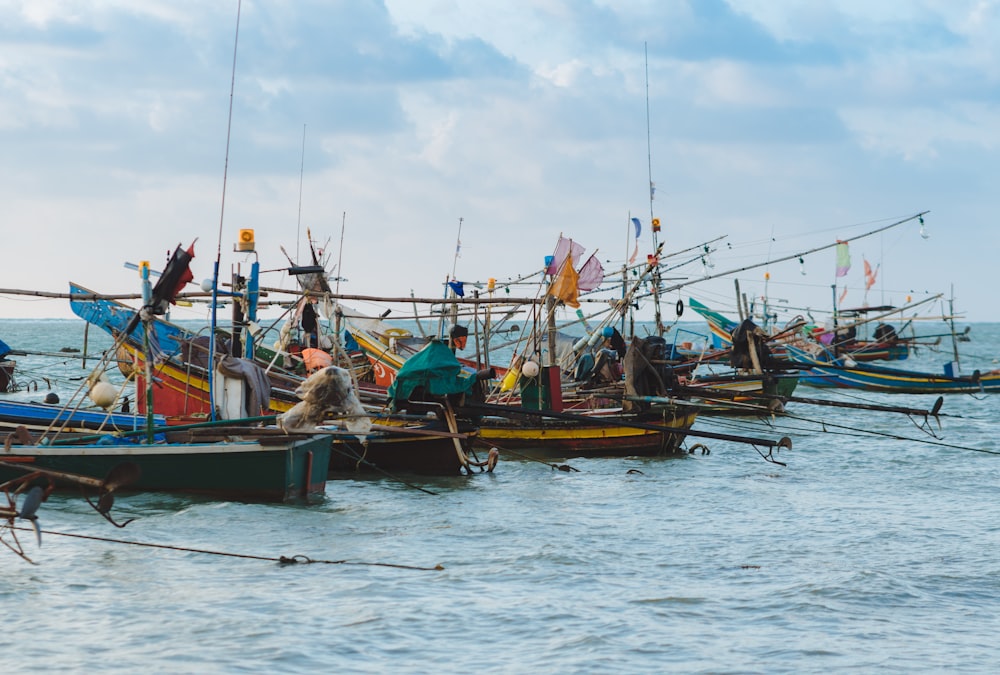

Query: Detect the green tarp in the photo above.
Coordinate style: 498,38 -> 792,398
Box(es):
387,340 -> 476,407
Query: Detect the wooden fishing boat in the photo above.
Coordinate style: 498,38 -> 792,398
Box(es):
0,431 -> 331,502
165,411 -> 482,478
0,399 -> 164,437
467,402 -> 699,458
69,282 -> 307,416
688,298 -> 911,362
783,344 -> 1000,394
684,372 -> 800,415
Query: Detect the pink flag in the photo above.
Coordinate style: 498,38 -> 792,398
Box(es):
576,255 -> 604,292
547,236 -> 585,275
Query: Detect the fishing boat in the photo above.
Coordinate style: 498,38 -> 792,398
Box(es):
683,372 -> 800,415
68,281 -> 306,417
687,298 -> 912,363
467,402 -> 700,458
0,429 -> 331,502
0,399 -> 163,438
782,344 -> 1000,394
69,282 -> 501,477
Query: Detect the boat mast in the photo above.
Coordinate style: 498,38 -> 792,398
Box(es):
439,217 -> 464,340
207,0 -> 243,423
948,284 -> 961,372
296,123 -> 307,264
643,42 -> 664,336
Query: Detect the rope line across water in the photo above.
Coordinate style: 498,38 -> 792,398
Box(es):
11,527 -> 444,571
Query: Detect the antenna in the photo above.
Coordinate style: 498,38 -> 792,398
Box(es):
451,217 -> 464,279
335,212 -> 346,296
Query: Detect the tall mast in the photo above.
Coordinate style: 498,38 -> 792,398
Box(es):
296,123 -> 307,263
644,42 -> 663,335
207,0 -> 242,422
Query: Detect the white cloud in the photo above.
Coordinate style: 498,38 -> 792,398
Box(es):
0,0 -> 997,322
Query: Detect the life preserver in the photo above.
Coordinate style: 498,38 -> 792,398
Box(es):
675,299 -> 684,317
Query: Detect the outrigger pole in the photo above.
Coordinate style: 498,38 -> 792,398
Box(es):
650,211 -> 931,298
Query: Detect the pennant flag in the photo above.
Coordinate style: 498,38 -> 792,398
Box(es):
863,258 -> 878,290
151,242 -> 196,315
546,236 -> 585,275
628,242 -> 639,265
548,254 -> 580,308
838,285 -> 849,305
630,217 -> 642,239
835,241 -> 850,278
447,280 -> 465,297
576,254 -> 604,292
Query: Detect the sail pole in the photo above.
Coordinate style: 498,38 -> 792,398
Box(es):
208,0 -> 243,422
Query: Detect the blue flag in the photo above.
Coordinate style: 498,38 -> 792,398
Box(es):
447,280 -> 465,297
631,217 -> 641,239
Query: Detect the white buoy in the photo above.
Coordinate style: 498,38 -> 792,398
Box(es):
521,360 -> 540,378
89,381 -> 119,410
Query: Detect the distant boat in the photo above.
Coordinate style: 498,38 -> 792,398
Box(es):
687,298 -> 911,362
783,344 -> 1000,394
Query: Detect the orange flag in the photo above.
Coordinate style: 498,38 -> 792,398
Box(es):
548,254 -> 580,308
863,258 -> 878,290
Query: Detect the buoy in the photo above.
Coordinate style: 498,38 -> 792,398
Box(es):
499,368 -> 521,391
89,381 -> 119,410
521,360 -> 540,378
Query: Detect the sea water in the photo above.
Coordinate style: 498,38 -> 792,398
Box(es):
1,319 -> 999,673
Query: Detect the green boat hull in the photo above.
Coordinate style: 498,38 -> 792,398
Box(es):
0,435 -> 331,502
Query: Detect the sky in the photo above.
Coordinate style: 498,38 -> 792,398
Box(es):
1,0 -> 997,326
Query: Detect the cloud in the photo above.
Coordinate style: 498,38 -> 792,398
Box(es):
1,0 -> 998,322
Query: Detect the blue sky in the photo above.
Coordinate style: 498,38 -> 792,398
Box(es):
1,0 -> 997,323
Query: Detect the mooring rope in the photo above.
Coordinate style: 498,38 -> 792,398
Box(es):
702,412 -> 1000,456
470,437 -> 579,472
11,526 -> 443,571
